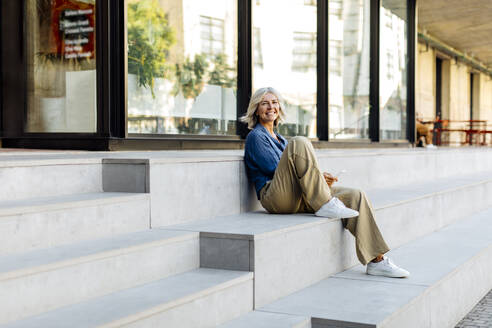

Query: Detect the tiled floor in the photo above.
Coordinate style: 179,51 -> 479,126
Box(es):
456,289 -> 492,328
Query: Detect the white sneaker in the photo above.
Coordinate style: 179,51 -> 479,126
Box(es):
315,197 -> 359,219
426,144 -> 436,148
366,256 -> 410,278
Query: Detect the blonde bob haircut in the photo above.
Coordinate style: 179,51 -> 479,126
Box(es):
240,87 -> 286,130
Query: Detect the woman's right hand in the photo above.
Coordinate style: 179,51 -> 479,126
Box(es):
323,172 -> 338,187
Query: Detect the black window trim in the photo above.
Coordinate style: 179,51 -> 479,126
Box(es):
0,0 -> 416,150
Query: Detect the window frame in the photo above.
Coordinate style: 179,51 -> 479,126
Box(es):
0,0 -> 416,149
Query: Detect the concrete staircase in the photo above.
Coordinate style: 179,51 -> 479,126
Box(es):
0,148 -> 491,327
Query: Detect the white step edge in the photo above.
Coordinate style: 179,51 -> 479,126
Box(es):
219,311 -> 311,328
259,207 -> 492,328
0,193 -> 151,255
0,192 -> 149,217
0,229 -> 199,325
2,269 -> 254,328
0,157 -> 102,168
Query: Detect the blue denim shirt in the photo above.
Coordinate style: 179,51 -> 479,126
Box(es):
244,124 -> 288,199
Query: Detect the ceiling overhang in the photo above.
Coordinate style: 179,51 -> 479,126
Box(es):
418,0 -> 492,69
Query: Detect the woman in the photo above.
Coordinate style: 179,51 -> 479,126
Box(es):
241,87 -> 409,278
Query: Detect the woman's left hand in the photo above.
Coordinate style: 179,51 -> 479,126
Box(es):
323,172 -> 338,187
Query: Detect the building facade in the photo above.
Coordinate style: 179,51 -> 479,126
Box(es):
1,0 -> 490,150
416,34 -> 492,145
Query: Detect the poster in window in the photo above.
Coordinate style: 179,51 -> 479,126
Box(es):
50,0 -> 95,60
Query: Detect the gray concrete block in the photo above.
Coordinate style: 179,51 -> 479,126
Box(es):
0,229 -> 199,325
0,193 -> 150,255
200,235 -> 253,271
220,311 -> 311,328
3,269 -> 253,328
102,159 -> 149,193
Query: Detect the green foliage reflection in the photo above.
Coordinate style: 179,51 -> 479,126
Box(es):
127,0 -> 236,99
173,54 -> 209,99
127,0 -> 176,97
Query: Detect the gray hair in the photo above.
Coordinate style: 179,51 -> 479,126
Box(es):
239,87 -> 286,130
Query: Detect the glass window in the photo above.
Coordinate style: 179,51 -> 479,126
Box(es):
328,0 -> 370,139
253,28 -> 264,68
253,0 -> 317,138
292,32 -> 317,72
328,40 -> 342,76
127,0 -> 237,135
329,0 -> 343,18
25,0 -> 97,133
200,16 -> 225,57
380,0 -> 407,140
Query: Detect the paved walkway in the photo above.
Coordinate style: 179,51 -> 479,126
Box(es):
456,288 -> 492,327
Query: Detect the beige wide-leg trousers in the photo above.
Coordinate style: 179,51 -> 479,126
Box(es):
260,136 -> 389,265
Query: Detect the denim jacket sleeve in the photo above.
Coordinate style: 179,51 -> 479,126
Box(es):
245,131 -> 280,178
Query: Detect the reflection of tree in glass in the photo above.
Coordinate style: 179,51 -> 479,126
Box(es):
208,54 -> 236,89
173,54 -> 209,99
127,0 -> 175,97
173,53 -> 236,100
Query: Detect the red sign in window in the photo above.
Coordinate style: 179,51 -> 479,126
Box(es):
51,0 -> 95,59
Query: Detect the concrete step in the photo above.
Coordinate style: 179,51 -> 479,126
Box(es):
316,147 -> 492,191
164,171 -> 492,308
2,269 -> 253,328
0,192 -> 150,255
0,154 -> 150,201
258,207 -> 492,328
366,170 -> 492,248
219,311 -> 311,328
0,157 -> 103,201
1,148 -> 492,226
0,229 -> 199,325
136,147 -> 492,226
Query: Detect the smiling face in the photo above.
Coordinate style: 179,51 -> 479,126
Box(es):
256,93 -> 279,126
